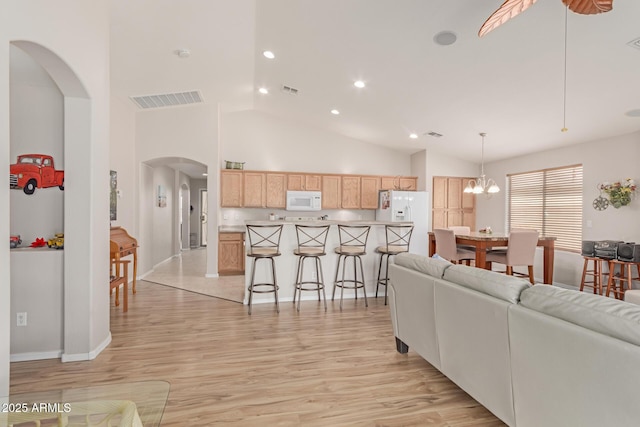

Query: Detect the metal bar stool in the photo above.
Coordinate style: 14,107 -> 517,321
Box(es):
246,224 -> 284,315
606,259 -> 640,300
580,256 -> 604,295
332,224 -> 371,309
375,224 -> 414,305
293,224 -> 330,311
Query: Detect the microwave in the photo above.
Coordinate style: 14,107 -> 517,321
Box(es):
286,191 -> 322,211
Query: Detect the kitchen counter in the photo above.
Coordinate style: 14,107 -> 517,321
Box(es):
218,225 -> 246,233
243,219 -> 419,308
245,219 -> 412,226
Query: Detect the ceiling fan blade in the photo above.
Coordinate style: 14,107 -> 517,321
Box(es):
562,0 -> 613,15
479,0 -> 539,37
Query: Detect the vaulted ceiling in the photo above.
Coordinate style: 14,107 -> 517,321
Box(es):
110,0 -> 640,164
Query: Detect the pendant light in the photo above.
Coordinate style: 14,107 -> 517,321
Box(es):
464,133 -> 500,196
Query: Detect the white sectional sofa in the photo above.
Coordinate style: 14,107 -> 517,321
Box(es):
388,253 -> 640,427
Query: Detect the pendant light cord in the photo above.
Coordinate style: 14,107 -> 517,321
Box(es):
561,5 -> 568,132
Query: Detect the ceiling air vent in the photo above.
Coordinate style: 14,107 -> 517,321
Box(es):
425,131 -> 443,138
627,37 -> 640,51
281,85 -> 299,95
130,91 -> 203,109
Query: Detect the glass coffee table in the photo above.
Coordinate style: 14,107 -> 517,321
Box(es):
3,380 -> 170,426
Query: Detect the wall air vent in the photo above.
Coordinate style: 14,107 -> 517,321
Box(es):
281,85 -> 299,95
130,91 -> 203,109
425,131 -> 443,138
627,37 -> 640,51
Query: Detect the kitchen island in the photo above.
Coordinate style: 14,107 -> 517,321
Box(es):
243,220 -> 416,308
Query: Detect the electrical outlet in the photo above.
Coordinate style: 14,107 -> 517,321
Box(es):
17,312 -> 27,327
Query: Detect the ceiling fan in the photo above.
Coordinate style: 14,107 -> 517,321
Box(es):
479,0 -> 613,37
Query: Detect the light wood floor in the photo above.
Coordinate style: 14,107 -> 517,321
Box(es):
10,280 -> 504,426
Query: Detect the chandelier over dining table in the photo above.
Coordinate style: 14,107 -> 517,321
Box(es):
464,132 -> 500,196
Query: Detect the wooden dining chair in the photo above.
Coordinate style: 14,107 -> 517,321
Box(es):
486,229 -> 539,284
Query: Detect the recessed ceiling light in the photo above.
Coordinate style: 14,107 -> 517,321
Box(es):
409,133 -> 418,139
354,80 -> 366,88
433,31 -> 457,46
263,50 -> 275,59
258,87 -> 269,94
331,109 -> 340,115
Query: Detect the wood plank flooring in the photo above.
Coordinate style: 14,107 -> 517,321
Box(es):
10,281 -> 504,426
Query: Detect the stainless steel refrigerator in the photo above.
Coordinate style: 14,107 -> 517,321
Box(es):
375,190 -> 430,256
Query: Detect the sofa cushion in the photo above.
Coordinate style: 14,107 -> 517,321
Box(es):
394,253 -> 452,279
443,265 -> 530,304
520,285 -> 640,346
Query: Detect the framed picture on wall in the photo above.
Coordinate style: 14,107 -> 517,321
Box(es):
157,185 -> 167,208
110,170 -> 117,220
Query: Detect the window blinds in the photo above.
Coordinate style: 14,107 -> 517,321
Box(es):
508,164 -> 583,252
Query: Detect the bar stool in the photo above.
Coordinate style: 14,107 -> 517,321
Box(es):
579,256 -> 604,295
606,259 -> 640,300
332,224 -> 371,309
293,224 -> 330,312
246,224 -> 284,315
375,224 -> 414,305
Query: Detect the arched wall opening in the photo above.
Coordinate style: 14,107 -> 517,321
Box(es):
138,157 -> 208,276
8,40 -> 110,364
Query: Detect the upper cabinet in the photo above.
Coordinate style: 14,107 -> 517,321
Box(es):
243,172 -> 266,207
432,176 -> 476,230
381,176 -> 417,191
341,176 -> 361,209
360,176 -> 381,210
220,170 -> 417,210
287,174 -> 322,191
266,173 -> 287,208
220,170 -> 243,207
321,175 -> 341,209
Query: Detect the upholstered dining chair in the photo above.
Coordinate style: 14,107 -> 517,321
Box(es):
433,228 -> 475,265
486,229 -> 539,284
448,225 -> 476,252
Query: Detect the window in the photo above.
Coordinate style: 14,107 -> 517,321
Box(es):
508,164 -> 583,252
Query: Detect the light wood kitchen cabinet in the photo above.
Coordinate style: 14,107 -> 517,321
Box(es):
266,173 -> 286,208
220,170 -> 243,207
321,175 -> 341,209
341,176 -> 361,209
360,176 -> 381,209
287,174 -> 322,191
432,176 -> 476,230
218,232 -> 245,275
243,172 -> 266,207
381,176 -> 418,191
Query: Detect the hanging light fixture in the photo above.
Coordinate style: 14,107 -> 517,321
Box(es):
464,132 -> 500,196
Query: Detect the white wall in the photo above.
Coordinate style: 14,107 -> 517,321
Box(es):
1,0 -> 111,393
135,104 -> 220,276
221,110 -> 412,175
109,96 -> 137,232
151,166 -> 176,267
479,131 -> 640,286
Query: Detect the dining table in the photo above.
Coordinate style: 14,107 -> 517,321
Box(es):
428,231 -> 557,284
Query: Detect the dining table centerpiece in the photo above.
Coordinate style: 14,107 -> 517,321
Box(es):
599,179 -> 637,208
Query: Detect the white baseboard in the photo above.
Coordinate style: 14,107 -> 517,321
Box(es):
11,350 -> 63,362
205,273 -> 219,278
61,332 -> 112,363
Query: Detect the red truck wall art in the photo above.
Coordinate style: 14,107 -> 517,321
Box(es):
9,154 -> 64,195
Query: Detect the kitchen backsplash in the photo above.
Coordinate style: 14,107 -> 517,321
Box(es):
220,208 -> 375,225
